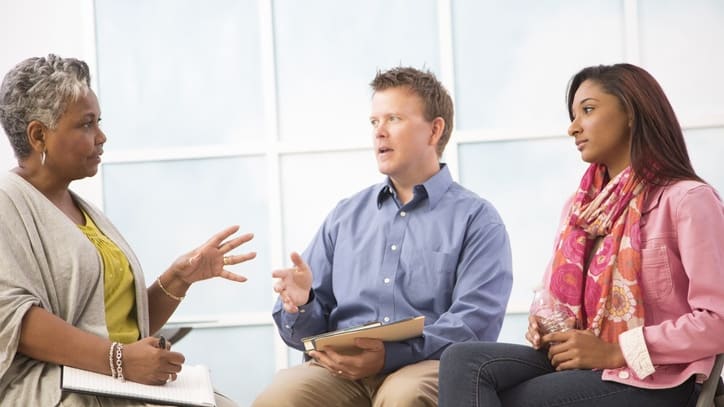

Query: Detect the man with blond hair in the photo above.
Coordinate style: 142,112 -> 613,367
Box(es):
253,66 -> 513,406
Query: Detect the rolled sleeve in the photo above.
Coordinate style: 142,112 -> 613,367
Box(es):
619,326 -> 655,379
273,295 -> 327,351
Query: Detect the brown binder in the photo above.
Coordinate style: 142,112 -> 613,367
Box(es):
301,316 -> 425,354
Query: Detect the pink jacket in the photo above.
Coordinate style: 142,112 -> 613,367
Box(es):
601,180 -> 724,389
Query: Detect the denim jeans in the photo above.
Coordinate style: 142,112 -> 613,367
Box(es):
438,342 -> 697,407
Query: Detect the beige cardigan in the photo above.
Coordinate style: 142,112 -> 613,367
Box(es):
0,172 -> 150,406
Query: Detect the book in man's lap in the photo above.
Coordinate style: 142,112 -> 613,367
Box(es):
302,315 -> 425,355
61,364 -> 215,407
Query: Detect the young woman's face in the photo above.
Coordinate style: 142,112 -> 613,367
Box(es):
568,80 -> 631,177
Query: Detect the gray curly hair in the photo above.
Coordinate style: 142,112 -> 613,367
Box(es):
0,54 -> 91,159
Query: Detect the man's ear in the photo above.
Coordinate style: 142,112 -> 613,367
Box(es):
430,117 -> 445,146
26,120 -> 46,152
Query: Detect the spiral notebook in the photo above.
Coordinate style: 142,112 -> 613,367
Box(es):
61,364 -> 215,407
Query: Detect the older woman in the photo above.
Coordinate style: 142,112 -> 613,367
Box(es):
0,54 -> 254,406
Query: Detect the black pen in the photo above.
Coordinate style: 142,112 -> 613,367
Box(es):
158,336 -> 166,350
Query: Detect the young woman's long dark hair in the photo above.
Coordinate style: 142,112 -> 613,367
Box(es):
567,63 -> 704,185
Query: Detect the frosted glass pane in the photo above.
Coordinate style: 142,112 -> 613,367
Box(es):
95,0 -> 264,150
452,0 -> 625,131
273,0 -> 440,143
280,150 -> 380,258
172,326 -> 275,406
686,127 -> 724,193
499,313 -> 528,345
458,137 -> 588,311
0,136 -> 14,171
102,157 -> 272,316
639,0 -> 724,125
288,348 -> 304,367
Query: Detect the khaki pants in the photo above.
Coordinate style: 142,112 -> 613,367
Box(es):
252,360 -> 438,407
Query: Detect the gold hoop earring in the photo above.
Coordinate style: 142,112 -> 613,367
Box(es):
41,150 -> 46,166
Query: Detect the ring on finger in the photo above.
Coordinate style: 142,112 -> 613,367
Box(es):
223,256 -> 231,265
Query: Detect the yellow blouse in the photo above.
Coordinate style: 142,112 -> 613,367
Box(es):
77,210 -> 140,344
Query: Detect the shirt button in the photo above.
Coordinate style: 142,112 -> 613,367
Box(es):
400,211 -> 406,217
383,278 -> 390,284
391,244 -> 397,251
618,371 -> 630,379
383,316 -> 390,322
285,324 -> 291,329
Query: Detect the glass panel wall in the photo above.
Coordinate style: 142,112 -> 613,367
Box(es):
95,0 -> 265,150
639,0 -> 724,125
102,157 -> 272,317
92,0 -> 724,402
273,0 -> 440,144
452,0 -> 625,131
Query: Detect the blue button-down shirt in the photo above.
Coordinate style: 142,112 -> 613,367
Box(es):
274,165 -> 513,372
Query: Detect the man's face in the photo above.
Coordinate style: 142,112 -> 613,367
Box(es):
369,87 -> 438,184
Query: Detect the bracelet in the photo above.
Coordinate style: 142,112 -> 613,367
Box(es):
157,277 -> 184,301
108,342 -> 118,378
115,343 -> 125,382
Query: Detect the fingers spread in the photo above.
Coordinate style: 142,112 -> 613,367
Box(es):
219,270 -> 247,283
290,252 -> 307,270
208,225 -> 241,247
226,252 -> 257,266
219,233 -> 255,252
229,232 -> 255,247
272,268 -> 291,279
273,280 -> 285,292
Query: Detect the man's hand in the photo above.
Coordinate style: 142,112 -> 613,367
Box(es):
544,329 -> 626,371
272,252 -> 313,313
309,338 -> 386,380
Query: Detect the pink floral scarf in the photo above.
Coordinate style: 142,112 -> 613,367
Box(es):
549,163 -> 646,343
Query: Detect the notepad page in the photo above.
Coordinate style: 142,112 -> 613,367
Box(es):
62,365 -> 215,406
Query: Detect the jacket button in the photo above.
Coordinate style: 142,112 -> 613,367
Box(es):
618,371 -> 630,379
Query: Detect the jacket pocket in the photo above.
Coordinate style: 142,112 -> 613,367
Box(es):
640,246 -> 673,302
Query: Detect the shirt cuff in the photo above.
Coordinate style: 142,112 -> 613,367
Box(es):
280,308 -> 300,330
619,326 -> 655,379
383,341 -> 414,374
279,293 -> 320,334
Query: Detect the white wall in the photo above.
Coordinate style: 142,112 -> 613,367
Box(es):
3,0 -> 723,403
0,0 -> 102,204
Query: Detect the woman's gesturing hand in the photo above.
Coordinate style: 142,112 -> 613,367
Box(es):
171,225 -> 256,285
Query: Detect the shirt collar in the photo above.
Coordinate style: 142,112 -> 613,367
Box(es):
376,164 -> 453,210
642,185 -> 664,214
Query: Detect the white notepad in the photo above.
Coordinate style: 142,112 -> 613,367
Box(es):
61,364 -> 215,407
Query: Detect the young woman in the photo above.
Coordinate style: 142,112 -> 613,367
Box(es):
438,63 -> 724,407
